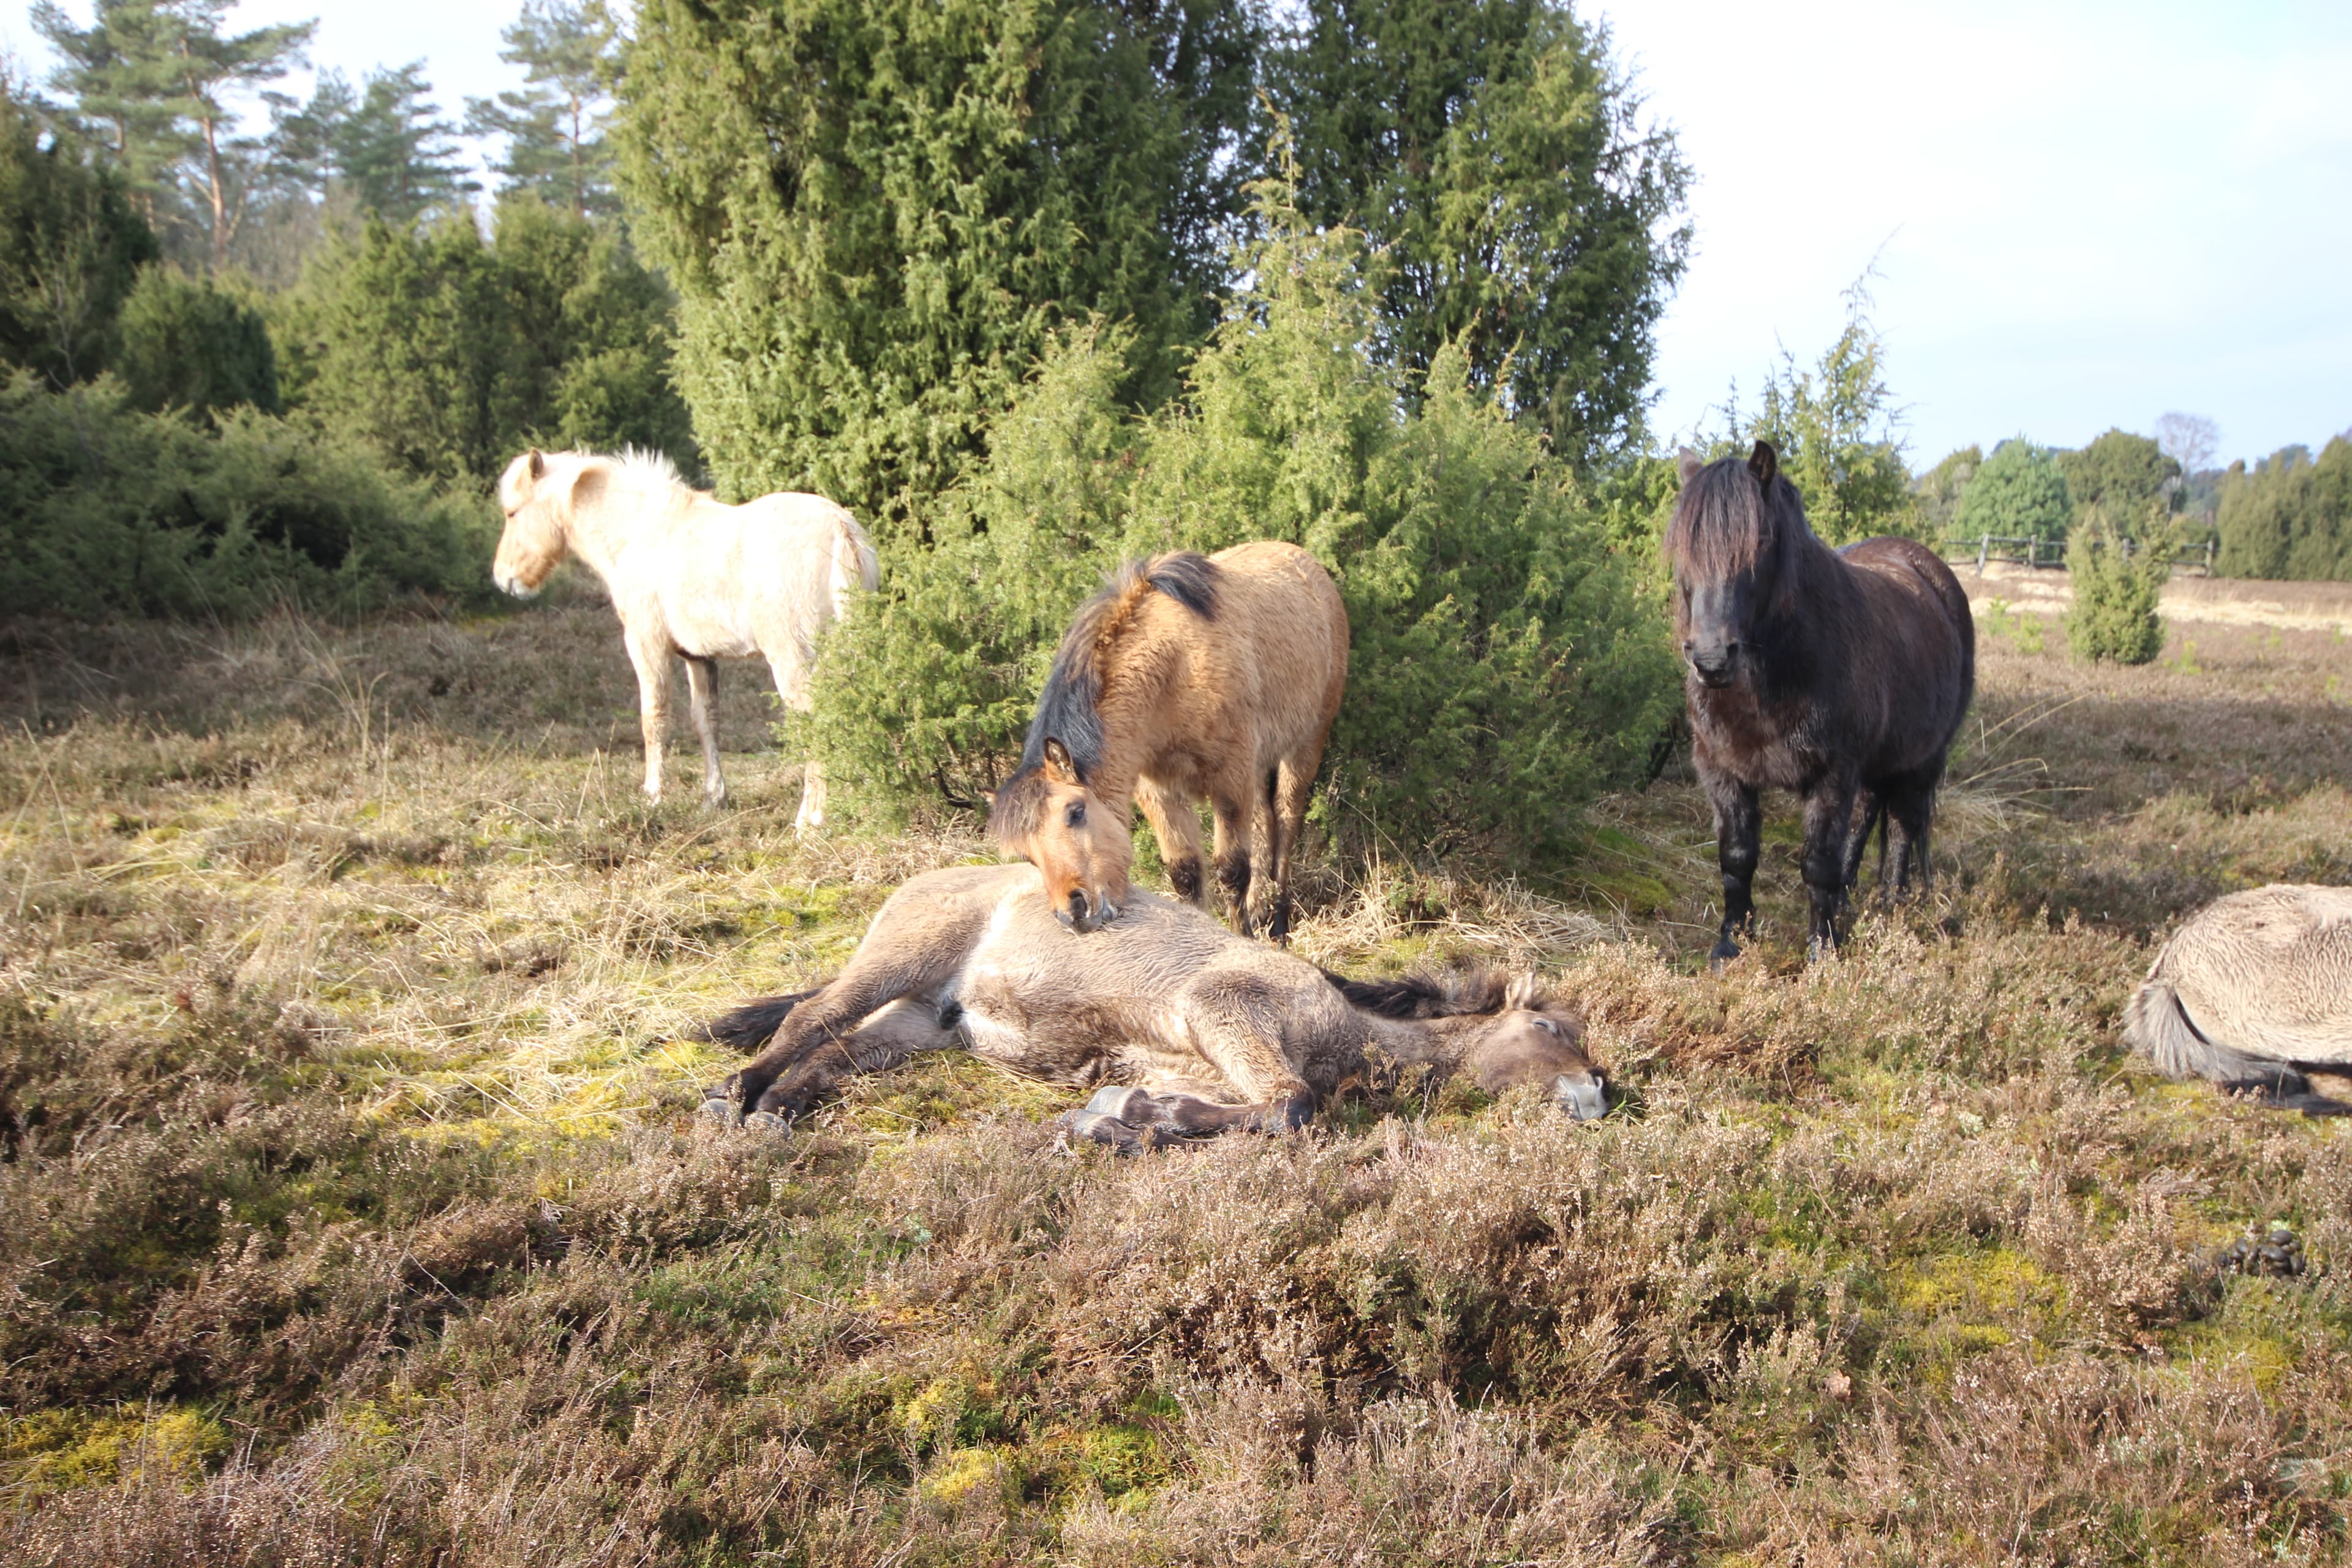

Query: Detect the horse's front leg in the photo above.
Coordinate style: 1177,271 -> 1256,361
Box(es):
682,655 -> 726,808
1208,785 -> 1257,937
1706,772 -> 1762,965
1801,774 -> 1860,960
745,999 -> 955,1128
1136,776 -> 1207,907
623,628 -> 676,803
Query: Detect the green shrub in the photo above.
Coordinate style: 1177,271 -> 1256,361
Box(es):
2214,437 -> 2352,581
804,176 -> 1679,862
115,265 -> 279,418
1954,438 -> 2071,549
2064,509 -> 2168,665
616,0 -> 1256,529
0,370 -> 491,619
0,88 -> 157,388
274,198 -> 692,487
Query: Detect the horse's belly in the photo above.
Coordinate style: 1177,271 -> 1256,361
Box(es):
954,987 -> 1115,1087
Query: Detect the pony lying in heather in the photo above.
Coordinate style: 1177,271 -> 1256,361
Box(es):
2124,884 -> 2352,1114
986,543 -> 1348,943
492,448 -> 878,827
1667,442 -> 1975,962
701,862 -> 1607,1147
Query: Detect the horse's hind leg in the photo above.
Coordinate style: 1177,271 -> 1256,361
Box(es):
764,650 -> 825,831
1265,747 -> 1321,944
1883,764 -> 1944,898
684,655 -> 726,809
1840,791 -> 1885,914
1137,775 -> 1207,907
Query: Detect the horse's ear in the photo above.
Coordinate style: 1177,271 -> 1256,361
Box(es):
1747,440 -> 1777,489
1041,737 -> 1079,785
570,462 -> 607,514
527,447 -> 545,480
1505,973 -> 1540,1011
1676,447 -> 1702,484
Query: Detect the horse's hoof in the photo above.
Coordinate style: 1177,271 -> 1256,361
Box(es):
1060,1107 -> 1156,1154
698,1096 -> 739,1126
1708,938 -> 1741,971
741,1110 -> 789,1133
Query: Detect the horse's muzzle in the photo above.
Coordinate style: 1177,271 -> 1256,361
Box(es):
1056,888 -> 1120,933
1553,1071 -> 1608,1121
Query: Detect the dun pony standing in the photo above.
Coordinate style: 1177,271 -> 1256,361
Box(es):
2123,884 -> 2352,1112
1667,442 -> 1975,962
492,448 -> 878,827
986,542 -> 1348,943
704,861 -> 1607,1141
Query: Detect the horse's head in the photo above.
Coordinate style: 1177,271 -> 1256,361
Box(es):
986,737 -> 1133,933
492,448 -> 575,598
1666,440 -> 1790,689
1461,974 -> 1608,1120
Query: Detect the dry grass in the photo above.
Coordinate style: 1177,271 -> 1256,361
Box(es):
5,592 -> 2352,1563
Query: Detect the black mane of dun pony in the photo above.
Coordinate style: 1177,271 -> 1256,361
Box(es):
1664,441 -> 1977,962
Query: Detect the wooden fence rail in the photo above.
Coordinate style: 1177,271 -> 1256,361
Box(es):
1943,533 -> 2218,575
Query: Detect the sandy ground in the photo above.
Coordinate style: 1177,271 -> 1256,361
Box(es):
1953,560 -> 2352,634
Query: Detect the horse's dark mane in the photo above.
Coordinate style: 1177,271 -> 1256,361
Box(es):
1319,967 -> 1556,1019
989,552 -> 1220,842
1664,454 -> 1815,581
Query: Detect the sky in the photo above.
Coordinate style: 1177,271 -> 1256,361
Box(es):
3,0 -> 2346,469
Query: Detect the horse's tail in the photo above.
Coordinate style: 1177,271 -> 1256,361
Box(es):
827,511 -> 879,620
698,987 -> 824,1054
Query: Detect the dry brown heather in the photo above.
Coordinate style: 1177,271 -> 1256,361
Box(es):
6,581 -> 2352,1564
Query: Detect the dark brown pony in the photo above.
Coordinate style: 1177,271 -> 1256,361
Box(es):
986,541 -> 1349,942
1666,442 -> 1975,962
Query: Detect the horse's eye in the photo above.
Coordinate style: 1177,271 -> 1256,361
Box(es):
1534,1017 -> 1558,1036
1065,802 -> 1085,827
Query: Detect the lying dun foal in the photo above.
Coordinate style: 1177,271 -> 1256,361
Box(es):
705,861 -> 1606,1144
2124,884 -> 2352,1113
492,448 -> 877,826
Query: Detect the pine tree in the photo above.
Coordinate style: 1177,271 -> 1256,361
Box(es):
1261,0 -> 1689,466
464,0 -> 622,221
329,64 -> 477,227
32,0 -> 311,270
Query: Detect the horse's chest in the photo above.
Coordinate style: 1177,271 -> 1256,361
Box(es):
1694,693 -> 1825,790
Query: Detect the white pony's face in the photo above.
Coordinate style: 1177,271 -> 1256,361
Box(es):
492,449 -> 567,597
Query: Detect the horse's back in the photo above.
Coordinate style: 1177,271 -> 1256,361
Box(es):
1195,540 -> 1349,752
2155,886 -> 2352,1065
647,489 -> 870,660
1836,535 -> 1977,763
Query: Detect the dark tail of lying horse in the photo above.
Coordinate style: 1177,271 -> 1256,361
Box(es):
699,989 -> 824,1054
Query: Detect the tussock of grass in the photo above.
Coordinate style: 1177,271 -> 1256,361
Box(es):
5,602 -> 2352,1561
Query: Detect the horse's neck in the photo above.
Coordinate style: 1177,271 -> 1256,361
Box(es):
1357,1012 -> 1478,1071
561,467 -> 666,584
1753,532 -> 1854,676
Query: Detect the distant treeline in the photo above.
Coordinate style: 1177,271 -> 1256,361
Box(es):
1907,420 -> 2352,583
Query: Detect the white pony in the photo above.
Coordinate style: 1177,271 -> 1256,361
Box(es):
492,448 -> 878,826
